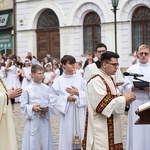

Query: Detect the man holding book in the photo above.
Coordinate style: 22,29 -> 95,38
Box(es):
123,44 -> 150,150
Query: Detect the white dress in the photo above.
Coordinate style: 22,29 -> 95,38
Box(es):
76,68 -> 84,77
54,68 -> 60,77
21,66 -> 32,91
0,66 -> 6,84
122,61 -> 150,150
6,65 -> 19,89
49,73 -> 87,150
20,82 -> 55,150
15,68 -> 22,102
44,71 -> 54,87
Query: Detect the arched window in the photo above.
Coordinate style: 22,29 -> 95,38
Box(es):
37,9 -> 59,29
83,12 -> 101,54
132,6 -> 150,52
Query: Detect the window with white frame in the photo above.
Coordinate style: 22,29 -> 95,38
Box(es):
132,6 -> 150,53
83,12 -> 101,54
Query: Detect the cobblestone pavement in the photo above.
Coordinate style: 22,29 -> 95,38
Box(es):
13,103 -> 128,150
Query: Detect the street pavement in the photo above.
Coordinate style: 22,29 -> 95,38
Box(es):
13,103 -> 128,150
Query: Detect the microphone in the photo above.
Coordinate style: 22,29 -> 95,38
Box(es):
123,72 -> 143,77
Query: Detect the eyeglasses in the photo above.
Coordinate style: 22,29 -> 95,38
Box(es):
106,62 -> 119,67
97,50 -> 106,53
139,52 -> 149,56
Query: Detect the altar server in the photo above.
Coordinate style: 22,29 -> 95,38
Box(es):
20,64 -> 55,150
49,55 -> 87,150
123,44 -> 150,150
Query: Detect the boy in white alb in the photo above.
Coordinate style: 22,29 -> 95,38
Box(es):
123,44 -> 150,150
20,64 -> 55,150
49,55 -> 87,150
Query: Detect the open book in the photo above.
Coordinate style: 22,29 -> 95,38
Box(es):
135,101 -> 150,124
138,101 -> 150,112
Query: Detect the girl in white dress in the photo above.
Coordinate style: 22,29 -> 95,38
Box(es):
0,61 -> 6,83
5,55 -> 21,103
75,61 -> 84,77
43,63 -> 55,87
42,57 -> 50,72
5,57 -> 20,89
53,62 -> 60,79
21,58 -> 32,91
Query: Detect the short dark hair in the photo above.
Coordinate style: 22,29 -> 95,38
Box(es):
88,53 -> 95,58
61,55 -> 76,65
95,43 -> 107,51
101,51 -> 119,63
31,64 -> 43,73
11,54 -> 17,60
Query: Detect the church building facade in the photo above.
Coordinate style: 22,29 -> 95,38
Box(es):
15,0 -> 150,67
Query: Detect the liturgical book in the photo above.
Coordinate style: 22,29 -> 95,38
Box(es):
138,101 -> 150,112
135,101 -> 150,125
133,81 -> 149,90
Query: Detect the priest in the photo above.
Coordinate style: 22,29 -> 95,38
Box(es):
0,77 -> 22,150
83,51 -> 135,150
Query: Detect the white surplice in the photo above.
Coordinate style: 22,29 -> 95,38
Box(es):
0,77 -> 18,150
20,82 -> 55,150
122,61 -> 150,150
86,70 -> 126,149
49,73 -> 87,150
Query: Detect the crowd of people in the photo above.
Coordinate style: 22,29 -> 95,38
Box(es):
0,52 -> 63,100
0,43 -> 150,150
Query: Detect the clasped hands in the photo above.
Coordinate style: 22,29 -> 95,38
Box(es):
66,86 -> 79,103
33,105 -> 48,116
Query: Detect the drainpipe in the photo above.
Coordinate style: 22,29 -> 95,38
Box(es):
13,0 -> 16,54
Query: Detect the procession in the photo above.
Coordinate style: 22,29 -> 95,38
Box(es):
1,0 -> 150,150
0,43 -> 150,150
